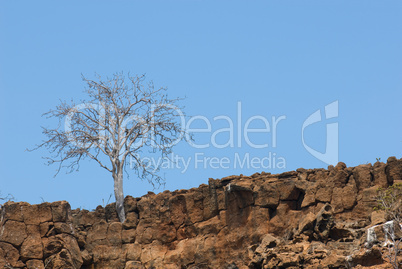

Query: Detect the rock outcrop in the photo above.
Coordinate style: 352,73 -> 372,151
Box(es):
1,157 -> 402,268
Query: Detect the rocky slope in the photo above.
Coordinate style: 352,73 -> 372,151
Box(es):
1,157 -> 402,268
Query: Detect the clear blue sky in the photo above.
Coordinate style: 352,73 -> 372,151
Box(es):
1,1 -> 401,210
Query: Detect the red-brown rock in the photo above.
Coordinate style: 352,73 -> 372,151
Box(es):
0,220 -> 27,247
1,159 -> 401,268
0,242 -> 25,268
20,225 -> 43,261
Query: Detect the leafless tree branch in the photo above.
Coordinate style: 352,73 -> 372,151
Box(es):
28,73 -> 190,222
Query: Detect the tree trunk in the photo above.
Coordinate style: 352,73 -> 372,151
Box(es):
113,170 -> 126,222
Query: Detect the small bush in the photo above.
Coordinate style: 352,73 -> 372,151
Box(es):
374,183 -> 402,223
373,183 -> 402,269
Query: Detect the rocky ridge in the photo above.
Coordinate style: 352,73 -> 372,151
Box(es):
1,157 -> 402,268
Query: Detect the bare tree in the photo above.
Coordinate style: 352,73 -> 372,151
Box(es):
374,183 -> 402,268
29,73 -> 188,222
385,222 -> 401,269
0,192 -> 14,208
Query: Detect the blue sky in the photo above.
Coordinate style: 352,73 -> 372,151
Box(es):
1,1 -> 401,210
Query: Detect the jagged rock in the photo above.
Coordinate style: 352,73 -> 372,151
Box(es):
124,195 -> 138,213
56,234 -> 83,268
20,225 -> 43,261
50,201 -> 71,222
86,220 -> 108,247
105,202 -> 120,222
329,223 -> 355,241
42,236 -> 64,258
253,234 -> 280,260
0,242 -> 25,268
0,220 -> 27,247
267,201 -> 300,236
54,222 -> 74,234
314,204 -> 334,240
107,221 -> 122,246
320,254 -> 347,268
353,164 -> 373,191
92,244 -> 125,265
341,181 -> 358,210
39,222 -> 53,237
385,156 -> 402,184
1,201 -> 25,222
295,203 -> 334,241
122,228 -> 136,243
125,261 -> 145,269
125,243 -> 142,261
301,185 -> 316,208
297,212 -> 316,236
26,259 -> 45,269
315,181 -> 334,203
80,249 -> 92,265
354,186 -> 378,219
75,230 -> 86,247
123,211 -> 139,229
1,159 -> 401,268
372,161 -> 388,187
45,249 -> 79,269
329,162 -> 349,188
254,182 -> 280,208
348,245 -> 384,267
21,203 -> 53,225
140,240 -> 167,266
370,210 -> 386,226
